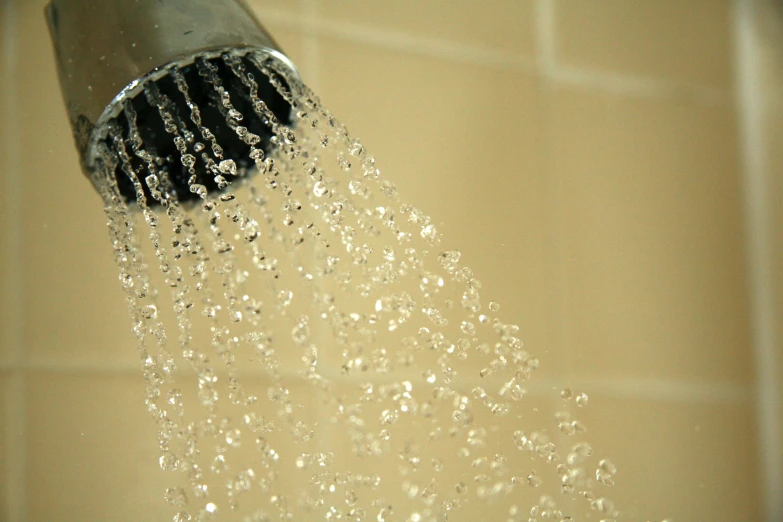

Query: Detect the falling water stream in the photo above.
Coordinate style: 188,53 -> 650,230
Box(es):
94,50 -> 626,522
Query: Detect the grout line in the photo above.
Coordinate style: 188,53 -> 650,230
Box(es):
2,0 -> 26,519
307,19 -> 538,74
534,0 -> 557,75
0,0 -> 21,370
261,9 -> 536,75
733,1 -> 783,520
564,377 -> 753,405
9,359 -> 141,375
6,374 -> 25,522
550,65 -> 731,107
7,358 -> 754,405
533,0 -> 575,463
533,0 -> 572,378
300,0 -> 320,92
247,6 -> 301,26
258,8 -> 731,107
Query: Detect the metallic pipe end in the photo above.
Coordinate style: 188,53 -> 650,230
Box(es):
45,0 -> 301,203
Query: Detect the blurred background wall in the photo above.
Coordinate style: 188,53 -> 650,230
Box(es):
0,0 -> 780,520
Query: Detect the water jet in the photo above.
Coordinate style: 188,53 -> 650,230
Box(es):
44,1 -> 623,520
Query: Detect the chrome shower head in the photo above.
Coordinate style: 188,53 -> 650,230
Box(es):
45,0 -> 300,203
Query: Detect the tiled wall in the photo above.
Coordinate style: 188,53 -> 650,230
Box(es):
0,0 -> 773,520
766,28 -> 783,519
737,0 -> 783,519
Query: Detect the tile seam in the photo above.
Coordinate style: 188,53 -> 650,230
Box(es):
258,8 -> 731,106
2,0 -> 26,519
532,0 -> 571,383
300,0 -> 320,92
11,360 -> 754,404
733,1 -> 783,520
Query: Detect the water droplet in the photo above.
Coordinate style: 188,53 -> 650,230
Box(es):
225,428 -> 242,447
313,181 -> 328,197
164,487 -> 188,506
380,180 -> 397,198
559,421 -> 576,435
181,154 -> 196,168
336,152 -> 351,170
159,452 -> 179,471
491,403 -> 509,416
380,409 -> 399,425
119,273 -> 134,289
377,506 -> 393,521
599,458 -> 617,475
141,305 -> 158,320
567,442 -> 593,465
211,454 -> 227,474
420,224 -> 440,245
277,290 -> 293,308
576,392 -> 589,407
349,180 -> 369,198
218,159 -> 237,176
94,71 -> 621,521
594,497 -> 614,514
596,459 -> 617,487
292,319 -> 310,344
349,140 -> 364,157
527,471 -> 542,487
460,321 -> 476,336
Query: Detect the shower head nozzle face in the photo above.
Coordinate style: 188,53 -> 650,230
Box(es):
92,50 -> 295,205
45,0 -> 301,204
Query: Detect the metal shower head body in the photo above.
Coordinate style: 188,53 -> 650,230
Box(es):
46,0 -> 301,203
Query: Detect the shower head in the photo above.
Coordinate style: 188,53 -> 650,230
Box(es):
45,0 -> 301,204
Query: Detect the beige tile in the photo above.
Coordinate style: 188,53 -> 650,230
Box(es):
317,379 -> 557,520
761,58 -> 783,438
551,87 -> 753,383
316,0 -> 536,57
131,204 -> 323,378
26,372 -> 170,521
26,371 -> 326,520
754,0 -> 783,50
0,373 -> 9,518
554,0 -> 734,87
167,374 -> 327,518
245,0 -> 304,17
0,0 -> 15,367
759,46 -> 783,116
17,0 -> 139,369
317,37 -> 557,377
16,0 -> 310,372
0,0 -> 9,161
234,7 -> 308,79
265,26 -> 306,77
561,394 -> 760,521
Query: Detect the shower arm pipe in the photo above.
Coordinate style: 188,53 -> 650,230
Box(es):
45,0 -> 298,165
